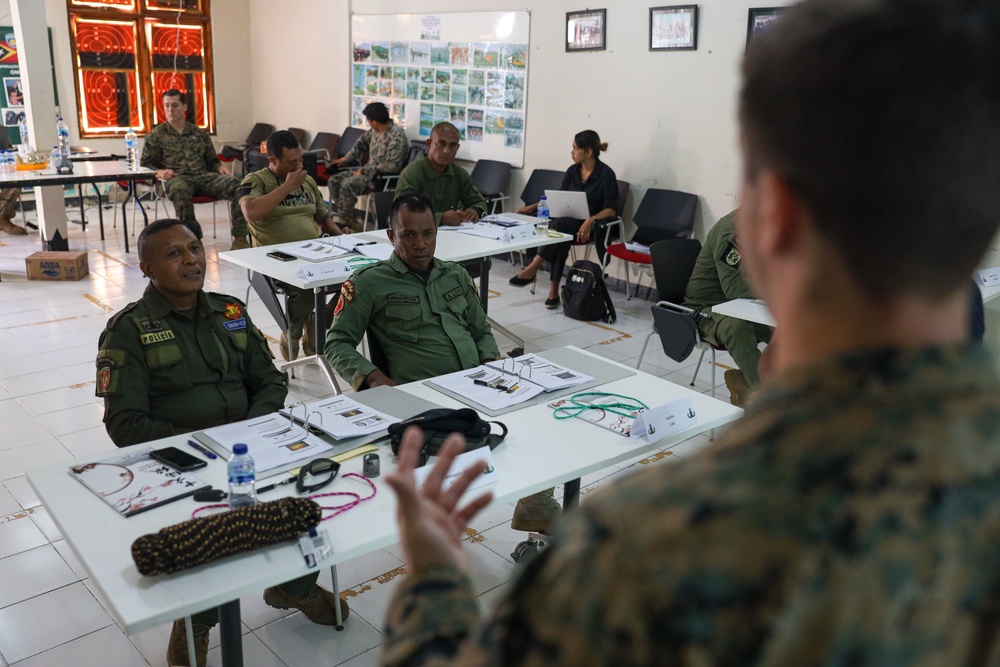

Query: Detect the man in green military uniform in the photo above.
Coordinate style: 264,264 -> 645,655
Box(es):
328,102 -> 408,231
0,188 -> 25,235
141,89 -> 250,250
376,2 -> 1000,665
394,122 -> 487,226
324,193 -> 498,390
238,130 -> 349,361
683,209 -> 772,406
96,219 -> 348,667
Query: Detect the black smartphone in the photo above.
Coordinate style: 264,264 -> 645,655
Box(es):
267,250 -> 296,261
150,446 -> 208,472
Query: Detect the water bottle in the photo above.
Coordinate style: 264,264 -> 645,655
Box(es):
227,444 -> 257,509
1,151 -> 11,174
124,127 -> 138,171
536,195 -> 550,234
50,145 -> 61,170
18,117 -> 29,157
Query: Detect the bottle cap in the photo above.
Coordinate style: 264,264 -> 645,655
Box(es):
233,443 -> 248,455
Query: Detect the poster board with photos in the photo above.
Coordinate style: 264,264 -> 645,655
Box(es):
351,11 -> 530,167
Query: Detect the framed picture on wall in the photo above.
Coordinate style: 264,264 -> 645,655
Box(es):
566,9 -> 607,52
649,5 -> 698,51
746,7 -> 788,52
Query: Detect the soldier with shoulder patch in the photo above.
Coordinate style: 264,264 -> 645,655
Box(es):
96,218 -> 348,667
683,209 -> 773,406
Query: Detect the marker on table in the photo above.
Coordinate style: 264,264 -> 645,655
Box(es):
256,477 -> 295,495
187,440 -> 218,460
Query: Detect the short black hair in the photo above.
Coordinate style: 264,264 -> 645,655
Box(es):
389,193 -> 434,230
363,102 -> 390,123
162,88 -> 185,104
138,218 -> 197,263
740,0 -> 1000,300
266,130 -> 300,159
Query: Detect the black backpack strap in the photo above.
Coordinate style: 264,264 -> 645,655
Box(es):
600,280 -> 617,324
486,421 -> 508,449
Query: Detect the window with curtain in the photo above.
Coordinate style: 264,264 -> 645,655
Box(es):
67,0 -> 215,137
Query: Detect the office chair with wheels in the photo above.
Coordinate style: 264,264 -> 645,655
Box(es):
603,188 -> 698,299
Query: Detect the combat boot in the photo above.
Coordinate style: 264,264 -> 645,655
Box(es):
279,331 -> 300,362
166,619 -> 213,667
512,488 -> 561,533
0,218 -> 26,235
302,314 -> 316,357
724,369 -> 751,408
263,584 -> 350,625
230,235 -> 250,250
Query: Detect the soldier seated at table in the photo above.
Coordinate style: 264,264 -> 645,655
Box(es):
323,193 -> 561,534
141,88 -> 251,250
238,129 -> 348,362
95,218 -> 348,667
683,209 -> 773,407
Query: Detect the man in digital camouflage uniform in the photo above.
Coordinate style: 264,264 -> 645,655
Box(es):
0,188 -> 25,235
328,101 -> 408,231
377,1 -> 1000,665
324,193 -> 498,390
684,209 -> 773,407
96,219 -> 348,667
239,129 -> 348,362
141,88 -> 250,250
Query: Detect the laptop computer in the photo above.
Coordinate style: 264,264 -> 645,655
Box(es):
544,190 -> 591,220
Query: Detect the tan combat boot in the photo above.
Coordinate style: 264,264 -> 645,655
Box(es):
302,314 -> 316,357
166,619 -> 213,667
279,331 -> 300,362
512,488 -> 562,533
0,218 -> 26,235
263,584 -> 350,625
230,235 -> 250,250
724,369 -> 751,408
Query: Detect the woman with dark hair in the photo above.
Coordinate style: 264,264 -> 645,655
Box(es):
509,130 -> 619,309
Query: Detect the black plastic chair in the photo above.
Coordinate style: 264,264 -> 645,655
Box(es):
287,127 -> 306,145
572,179 -> 630,264
307,132 -> 341,185
220,122 -> 274,160
519,169 -> 564,207
371,190 -> 395,230
334,127 -> 366,160
471,159 -> 512,214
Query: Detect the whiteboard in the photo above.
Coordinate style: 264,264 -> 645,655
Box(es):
351,12 -> 530,167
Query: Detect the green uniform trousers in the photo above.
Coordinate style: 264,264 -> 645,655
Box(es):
275,280 -> 314,341
165,172 -> 248,238
698,314 -> 772,386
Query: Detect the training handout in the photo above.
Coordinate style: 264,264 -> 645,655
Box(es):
429,364 -> 545,411
69,448 -> 210,517
195,413 -> 333,474
485,353 -> 593,392
355,243 -> 394,261
280,395 -> 396,439
279,239 -> 353,262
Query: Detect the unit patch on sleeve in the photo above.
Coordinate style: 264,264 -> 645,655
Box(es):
224,303 -> 243,320
224,318 -> 247,331
443,287 -> 464,301
720,242 -> 742,267
140,319 -> 164,333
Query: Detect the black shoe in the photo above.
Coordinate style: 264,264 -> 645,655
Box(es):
509,274 -> 535,287
544,297 -> 560,309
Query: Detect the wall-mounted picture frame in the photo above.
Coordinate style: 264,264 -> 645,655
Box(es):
746,7 -> 788,52
649,5 -> 698,51
566,9 -> 607,52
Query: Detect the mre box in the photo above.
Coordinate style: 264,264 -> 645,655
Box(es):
25,250 -> 90,281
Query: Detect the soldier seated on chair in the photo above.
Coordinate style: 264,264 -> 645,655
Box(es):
95,218 -> 349,667
682,210 -> 773,407
238,130 -> 349,362
140,88 -> 251,250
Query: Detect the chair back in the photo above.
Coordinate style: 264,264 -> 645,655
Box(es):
650,304 -> 699,362
307,132 -> 340,162
632,189 -> 699,245
249,272 -> 289,331
615,179 -> 630,215
335,127 -> 366,159
245,123 -> 274,148
471,159 -> 512,197
519,169 -> 564,206
406,143 -> 426,166
372,190 -> 395,229
287,127 -> 306,144
649,239 -> 702,303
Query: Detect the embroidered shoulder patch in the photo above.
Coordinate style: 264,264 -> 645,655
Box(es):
140,330 -> 176,345
443,286 -> 464,301
224,303 -> 242,320
720,242 -> 742,267
224,318 -> 247,330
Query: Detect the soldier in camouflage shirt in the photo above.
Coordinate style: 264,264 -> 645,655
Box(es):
328,102 -> 408,231
378,1 -> 1000,665
140,89 -> 250,249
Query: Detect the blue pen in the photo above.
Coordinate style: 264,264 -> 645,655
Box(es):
188,440 -> 218,460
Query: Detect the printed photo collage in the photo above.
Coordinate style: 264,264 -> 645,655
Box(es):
352,39 -> 527,148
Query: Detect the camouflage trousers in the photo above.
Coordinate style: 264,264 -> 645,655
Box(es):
698,314 -> 773,386
327,171 -> 372,231
0,187 -> 18,220
164,172 -> 248,237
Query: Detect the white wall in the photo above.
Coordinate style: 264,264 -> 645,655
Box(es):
0,0 -> 253,153
247,0 -> 781,238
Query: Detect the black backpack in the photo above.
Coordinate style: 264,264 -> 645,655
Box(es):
561,260 -> 617,324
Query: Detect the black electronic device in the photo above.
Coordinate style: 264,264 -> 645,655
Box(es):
267,250 -> 296,262
150,446 -> 208,472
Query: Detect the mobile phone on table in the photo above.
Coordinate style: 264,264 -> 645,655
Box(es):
150,446 -> 208,471
267,250 -> 296,261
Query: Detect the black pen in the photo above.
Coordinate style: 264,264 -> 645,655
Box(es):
188,440 -> 218,460
256,477 -> 296,494
354,241 -> 377,246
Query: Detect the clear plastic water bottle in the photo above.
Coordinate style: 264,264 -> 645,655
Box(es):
536,195 -> 550,234
227,443 -> 257,509
124,127 -> 138,171
18,117 -> 29,157
50,145 -> 61,170
1,151 -> 11,174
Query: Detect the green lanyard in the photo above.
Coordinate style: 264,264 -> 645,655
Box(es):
552,391 -> 649,420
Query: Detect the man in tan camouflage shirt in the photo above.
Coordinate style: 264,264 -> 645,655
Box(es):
141,89 -> 250,249
378,1 -> 1000,665
328,102 -> 408,231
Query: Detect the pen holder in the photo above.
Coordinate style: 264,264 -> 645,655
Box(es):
131,497 -> 321,576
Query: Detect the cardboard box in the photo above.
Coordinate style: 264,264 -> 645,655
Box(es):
25,250 -> 89,281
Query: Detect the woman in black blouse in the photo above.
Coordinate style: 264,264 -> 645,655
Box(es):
509,130 -> 619,308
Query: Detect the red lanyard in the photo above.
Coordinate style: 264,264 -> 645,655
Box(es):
191,473 -> 377,520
